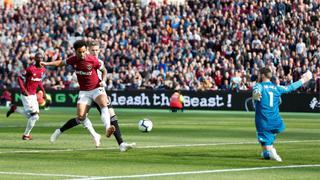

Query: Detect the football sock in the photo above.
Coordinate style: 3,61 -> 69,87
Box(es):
24,114 -> 39,135
82,118 -> 99,137
111,116 -> 123,145
60,118 -> 80,133
101,107 -> 111,128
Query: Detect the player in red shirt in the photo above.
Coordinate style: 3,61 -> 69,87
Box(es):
170,90 -> 184,112
49,41 -> 135,151
7,53 -> 47,140
41,40 -> 115,142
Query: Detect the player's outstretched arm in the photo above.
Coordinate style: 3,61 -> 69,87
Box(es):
40,60 -> 65,67
277,70 -> 312,94
300,70 -> 313,84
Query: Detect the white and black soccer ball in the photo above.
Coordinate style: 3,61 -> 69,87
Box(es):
138,118 -> 153,132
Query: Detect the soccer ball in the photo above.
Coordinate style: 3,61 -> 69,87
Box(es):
138,118 -> 153,132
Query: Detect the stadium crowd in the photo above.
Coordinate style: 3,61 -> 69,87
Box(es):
0,0 -> 320,92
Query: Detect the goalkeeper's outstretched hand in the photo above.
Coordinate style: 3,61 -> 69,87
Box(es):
252,90 -> 261,101
300,70 -> 312,84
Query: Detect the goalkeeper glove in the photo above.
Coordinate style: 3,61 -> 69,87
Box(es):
252,90 -> 262,101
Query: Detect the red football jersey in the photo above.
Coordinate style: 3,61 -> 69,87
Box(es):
66,54 -> 102,91
170,92 -> 183,109
21,65 -> 46,95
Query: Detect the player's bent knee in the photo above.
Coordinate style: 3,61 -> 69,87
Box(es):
77,115 -> 86,121
95,95 -> 108,107
30,114 -> 39,121
30,112 -> 39,116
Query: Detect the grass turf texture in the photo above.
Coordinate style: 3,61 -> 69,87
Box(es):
0,107 -> 319,179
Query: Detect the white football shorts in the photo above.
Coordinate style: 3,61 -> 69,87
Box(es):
21,94 -> 39,114
77,87 -> 107,106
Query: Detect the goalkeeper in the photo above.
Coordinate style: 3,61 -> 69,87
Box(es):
252,67 -> 312,162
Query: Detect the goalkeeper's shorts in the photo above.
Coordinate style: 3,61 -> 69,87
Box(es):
257,124 -> 285,146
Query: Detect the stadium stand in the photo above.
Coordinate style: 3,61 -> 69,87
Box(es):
0,0 -> 319,92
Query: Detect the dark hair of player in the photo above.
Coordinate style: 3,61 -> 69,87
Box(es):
271,76 -> 278,84
35,52 -> 44,59
73,40 -> 87,50
259,67 -> 272,79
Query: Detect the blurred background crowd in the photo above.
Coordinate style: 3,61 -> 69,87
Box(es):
0,0 -> 320,92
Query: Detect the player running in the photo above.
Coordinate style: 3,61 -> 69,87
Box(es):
50,41 -> 135,151
41,40 -> 115,143
6,53 -> 47,140
252,67 -> 312,161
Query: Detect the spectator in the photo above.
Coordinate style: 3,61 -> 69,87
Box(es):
0,0 -> 319,93
0,89 -> 12,107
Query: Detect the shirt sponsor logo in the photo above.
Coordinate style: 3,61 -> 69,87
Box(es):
76,71 -> 92,75
31,77 -> 42,81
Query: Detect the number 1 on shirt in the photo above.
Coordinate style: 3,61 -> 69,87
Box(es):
268,92 -> 274,107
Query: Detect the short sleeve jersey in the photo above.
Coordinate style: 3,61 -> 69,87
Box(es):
21,65 -> 46,95
65,55 -> 102,91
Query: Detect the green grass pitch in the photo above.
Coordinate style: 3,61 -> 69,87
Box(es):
0,107 -> 319,180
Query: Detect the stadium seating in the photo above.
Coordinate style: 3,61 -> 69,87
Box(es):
0,0 -> 319,92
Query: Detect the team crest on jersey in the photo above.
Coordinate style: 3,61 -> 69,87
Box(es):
87,64 -> 92,70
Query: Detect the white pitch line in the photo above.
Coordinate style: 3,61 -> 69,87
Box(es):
69,164 -> 320,180
0,140 -> 320,154
0,171 -> 92,178
1,164 -> 319,180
